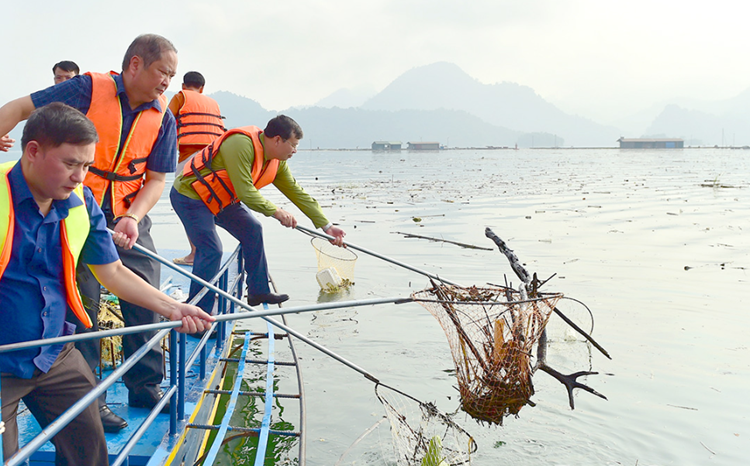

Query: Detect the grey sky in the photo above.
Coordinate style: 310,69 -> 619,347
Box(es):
3,0 -> 748,124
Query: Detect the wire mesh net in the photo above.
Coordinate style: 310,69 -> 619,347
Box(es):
311,237 -> 358,292
412,283 -> 562,425
375,384 -> 476,466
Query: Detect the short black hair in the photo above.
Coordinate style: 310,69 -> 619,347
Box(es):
53,60 -> 80,75
122,34 -> 177,71
183,71 -> 206,88
264,115 -> 303,140
22,103 -> 99,152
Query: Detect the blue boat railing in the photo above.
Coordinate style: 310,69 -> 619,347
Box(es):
0,245 -> 245,466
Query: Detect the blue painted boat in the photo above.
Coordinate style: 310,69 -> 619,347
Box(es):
2,246 -> 306,465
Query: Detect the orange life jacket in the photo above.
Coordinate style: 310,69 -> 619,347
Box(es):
175,90 -> 225,148
84,71 -> 167,217
183,126 -> 279,215
0,162 -> 93,328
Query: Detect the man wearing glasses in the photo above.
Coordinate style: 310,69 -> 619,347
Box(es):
170,115 -> 345,312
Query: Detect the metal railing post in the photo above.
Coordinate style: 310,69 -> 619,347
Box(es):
169,329 -> 177,435
178,332 -> 186,420
199,337 -> 207,381
217,271 -> 227,343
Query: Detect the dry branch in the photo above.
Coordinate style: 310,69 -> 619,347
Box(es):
395,231 -> 493,250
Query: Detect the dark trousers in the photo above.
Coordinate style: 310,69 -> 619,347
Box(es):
68,214 -> 164,397
170,188 -> 270,314
1,343 -> 109,465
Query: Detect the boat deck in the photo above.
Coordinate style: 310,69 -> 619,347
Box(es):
16,250 -> 238,465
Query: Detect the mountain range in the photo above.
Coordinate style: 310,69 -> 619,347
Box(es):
6,62 -> 746,149
211,61 -> 750,148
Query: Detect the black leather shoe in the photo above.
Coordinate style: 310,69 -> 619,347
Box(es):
247,292 -> 289,306
129,388 -> 170,413
100,404 -> 128,433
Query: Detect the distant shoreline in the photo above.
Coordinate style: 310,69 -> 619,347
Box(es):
300,145 -> 750,152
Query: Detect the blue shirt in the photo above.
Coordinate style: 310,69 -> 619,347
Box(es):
31,73 -> 177,174
0,163 -> 120,378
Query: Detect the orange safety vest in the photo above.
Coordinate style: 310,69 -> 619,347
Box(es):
0,162 -> 93,328
175,90 -> 225,147
84,71 -> 167,217
183,126 -> 279,215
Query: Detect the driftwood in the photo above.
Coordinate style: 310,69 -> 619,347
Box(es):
483,229 -> 531,283
484,227 -> 609,358
394,231 -> 493,250
484,227 -> 609,409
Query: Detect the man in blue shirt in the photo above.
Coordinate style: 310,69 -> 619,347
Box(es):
0,103 -> 213,465
0,34 -> 180,432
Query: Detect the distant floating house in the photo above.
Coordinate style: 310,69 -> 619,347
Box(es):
371,141 -> 402,151
618,137 -> 684,149
407,141 -> 441,150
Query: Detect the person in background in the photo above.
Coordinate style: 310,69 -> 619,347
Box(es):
0,34 -> 179,433
0,103 -> 213,465
170,114 -> 346,314
168,71 -> 225,266
53,60 -> 80,84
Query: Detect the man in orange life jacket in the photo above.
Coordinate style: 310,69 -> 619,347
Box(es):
170,115 -> 346,312
168,71 -> 225,266
0,34 -> 180,432
0,103 -> 213,465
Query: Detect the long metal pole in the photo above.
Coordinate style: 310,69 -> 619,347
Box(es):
0,296 -> 409,354
295,225 -> 463,287
123,240 -> 405,383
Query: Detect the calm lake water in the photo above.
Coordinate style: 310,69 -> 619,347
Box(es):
147,147 -> 749,466
6,147 -> 747,465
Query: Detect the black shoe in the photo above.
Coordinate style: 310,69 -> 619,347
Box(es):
99,404 -> 128,433
247,292 -> 289,307
129,388 -> 170,413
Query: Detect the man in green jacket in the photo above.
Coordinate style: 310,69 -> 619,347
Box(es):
170,115 -> 345,313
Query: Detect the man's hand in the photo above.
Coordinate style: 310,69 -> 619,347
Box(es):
169,302 -> 216,334
92,260 -> 217,334
112,169 -> 165,249
273,208 -> 297,228
325,225 -> 346,247
112,216 -> 139,249
0,135 -> 14,152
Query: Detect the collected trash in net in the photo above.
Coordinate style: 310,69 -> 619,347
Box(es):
98,293 -> 124,370
311,236 -> 357,292
412,281 -> 563,425
482,227 -> 610,411
375,383 -> 477,466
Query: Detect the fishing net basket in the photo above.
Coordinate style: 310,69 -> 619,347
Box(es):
376,383 -> 476,466
412,283 -> 562,425
311,237 -> 358,291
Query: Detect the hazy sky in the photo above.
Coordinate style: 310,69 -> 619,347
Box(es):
2,0 -> 748,124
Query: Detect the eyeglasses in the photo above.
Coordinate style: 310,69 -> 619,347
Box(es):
283,138 -> 299,150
